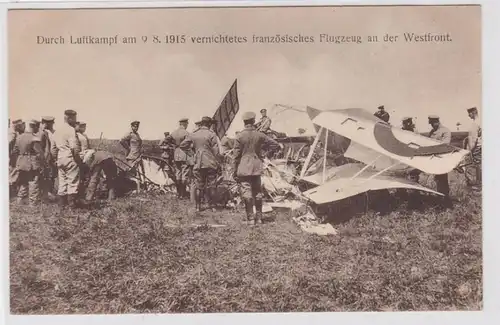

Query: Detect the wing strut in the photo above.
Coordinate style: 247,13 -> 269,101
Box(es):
354,161 -> 402,188
300,127 -> 323,179
322,129 -> 328,184
349,155 -> 383,181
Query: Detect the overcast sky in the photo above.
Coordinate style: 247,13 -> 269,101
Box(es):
8,5 -> 481,139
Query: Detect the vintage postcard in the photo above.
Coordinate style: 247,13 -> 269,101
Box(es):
6,2 -> 483,318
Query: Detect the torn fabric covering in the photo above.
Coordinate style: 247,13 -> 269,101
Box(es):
267,105 -> 317,137
212,79 -> 239,139
141,156 -> 175,187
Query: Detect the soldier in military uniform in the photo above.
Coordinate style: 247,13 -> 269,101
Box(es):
53,109 -> 83,209
193,121 -> 201,132
75,122 -> 92,198
233,111 -> 282,225
466,107 -> 482,190
171,118 -> 191,198
9,119 -> 27,195
158,131 -> 176,181
256,108 -> 272,134
374,105 -> 390,123
402,117 -> 417,132
12,119 -> 45,205
40,116 -> 57,200
83,150 -> 118,203
428,115 -> 452,207
120,120 -> 145,189
220,133 -> 233,154
76,122 -> 90,153
180,116 -> 221,212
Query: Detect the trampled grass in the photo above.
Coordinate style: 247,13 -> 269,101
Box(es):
9,139 -> 482,313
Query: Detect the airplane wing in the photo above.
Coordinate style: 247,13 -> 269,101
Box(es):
301,163 -> 443,205
268,105 -> 318,137
306,106 -> 469,175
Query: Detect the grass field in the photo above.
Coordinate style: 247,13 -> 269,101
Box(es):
9,138 -> 482,313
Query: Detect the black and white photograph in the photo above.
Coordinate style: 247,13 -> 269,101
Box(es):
5,3 -> 483,316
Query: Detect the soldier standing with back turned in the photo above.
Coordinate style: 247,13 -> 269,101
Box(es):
53,109 -> 83,209
180,116 -> 220,212
12,119 -> 45,205
232,112 -> 282,225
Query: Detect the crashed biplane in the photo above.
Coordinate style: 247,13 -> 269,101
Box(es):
294,107 -> 470,205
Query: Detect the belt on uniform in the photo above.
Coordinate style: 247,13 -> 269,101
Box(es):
20,153 -> 37,156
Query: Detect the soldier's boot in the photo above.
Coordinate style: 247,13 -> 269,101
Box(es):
16,197 -> 27,205
254,198 -> 263,225
67,194 -> 79,209
175,183 -> 182,198
57,195 -> 67,209
177,183 -> 184,199
182,182 -> 190,199
108,188 -> 116,200
244,198 -> 255,226
194,189 -> 202,212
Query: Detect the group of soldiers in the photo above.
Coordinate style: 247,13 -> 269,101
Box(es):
8,104 -> 480,218
374,105 -> 483,206
9,110 -> 118,208
119,110 -> 282,225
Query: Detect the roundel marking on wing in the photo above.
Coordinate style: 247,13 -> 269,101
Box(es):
373,122 -> 457,157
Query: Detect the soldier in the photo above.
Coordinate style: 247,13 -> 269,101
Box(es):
402,117 -> 417,132
40,116 -> 57,199
9,119 -> 25,193
158,131 -> 176,180
83,150 -> 118,203
76,122 -> 90,153
180,116 -> 220,212
466,107 -> 482,190
428,115 -> 452,207
256,108 -> 272,133
220,133 -> 233,154
193,121 -> 201,132
233,111 -> 283,225
120,120 -> 145,189
12,119 -> 45,205
374,105 -> 390,123
171,118 -> 192,198
75,122 -> 91,198
53,109 -> 83,209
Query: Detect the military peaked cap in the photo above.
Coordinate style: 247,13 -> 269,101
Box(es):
131,121 -> 140,126
29,119 -> 40,125
428,115 -> 440,122
201,116 -> 212,124
242,111 -> 256,120
402,117 -> 413,123
41,116 -> 55,122
260,108 -> 267,113
378,105 -> 385,110
179,118 -> 189,123
12,119 -> 22,125
467,107 -> 478,113
64,109 -> 77,116
164,131 -> 170,135
79,122 -> 87,126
